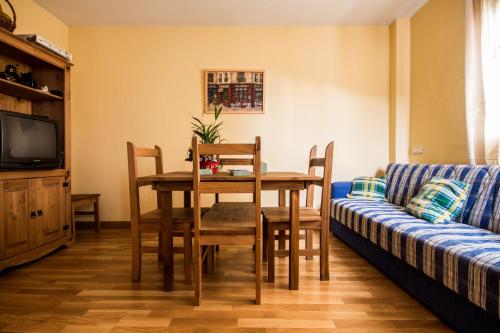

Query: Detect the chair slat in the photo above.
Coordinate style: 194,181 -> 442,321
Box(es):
135,147 -> 160,157
198,143 -> 256,155
199,181 -> 256,193
309,158 -> 325,167
219,158 -> 254,166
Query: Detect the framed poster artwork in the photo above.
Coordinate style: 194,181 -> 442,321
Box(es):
205,70 -> 264,114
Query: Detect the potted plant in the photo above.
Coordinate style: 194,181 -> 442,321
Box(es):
186,106 -> 224,173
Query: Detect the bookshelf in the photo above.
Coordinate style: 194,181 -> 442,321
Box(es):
0,28 -> 73,271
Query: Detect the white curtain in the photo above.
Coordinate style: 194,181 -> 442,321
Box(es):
465,0 -> 500,165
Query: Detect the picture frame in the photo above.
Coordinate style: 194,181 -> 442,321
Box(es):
204,69 -> 265,114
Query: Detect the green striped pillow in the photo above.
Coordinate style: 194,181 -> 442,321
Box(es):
348,176 -> 386,201
405,178 -> 470,223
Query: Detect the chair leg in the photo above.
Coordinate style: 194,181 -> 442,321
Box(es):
206,246 -> 215,274
262,220 -> 268,261
305,229 -> 313,260
93,199 -> 100,232
183,223 -> 192,285
255,232 -> 262,305
278,230 -> 286,250
267,223 -> 275,283
320,223 -> 330,281
158,231 -> 163,262
131,225 -> 141,282
194,238 -> 202,306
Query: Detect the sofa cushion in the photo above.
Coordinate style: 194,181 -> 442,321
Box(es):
385,164 -> 500,233
385,164 -> 429,207
331,198 -> 500,318
405,178 -> 470,223
348,176 -> 386,201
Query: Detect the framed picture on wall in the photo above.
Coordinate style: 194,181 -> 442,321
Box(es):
204,69 -> 264,114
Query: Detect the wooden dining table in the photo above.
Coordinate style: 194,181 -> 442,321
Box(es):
138,171 -> 322,292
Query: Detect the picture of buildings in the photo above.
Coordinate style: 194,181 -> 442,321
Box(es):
206,70 -> 264,113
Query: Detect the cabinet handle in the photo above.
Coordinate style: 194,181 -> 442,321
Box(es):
30,211 -> 37,219
37,210 -> 44,217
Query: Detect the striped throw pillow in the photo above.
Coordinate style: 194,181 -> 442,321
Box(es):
405,178 -> 470,223
348,176 -> 386,201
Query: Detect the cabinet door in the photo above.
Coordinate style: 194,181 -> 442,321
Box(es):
0,179 -> 31,258
40,177 -> 65,244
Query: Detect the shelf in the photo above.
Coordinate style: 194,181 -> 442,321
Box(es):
0,169 -> 66,181
0,78 -> 63,101
0,30 -> 71,69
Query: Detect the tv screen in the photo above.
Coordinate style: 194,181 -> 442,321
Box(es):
4,115 -> 57,159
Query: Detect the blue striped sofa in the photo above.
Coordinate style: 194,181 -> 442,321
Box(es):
330,164 -> 500,333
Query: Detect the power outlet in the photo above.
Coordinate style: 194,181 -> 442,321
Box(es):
411,145 -> 424,154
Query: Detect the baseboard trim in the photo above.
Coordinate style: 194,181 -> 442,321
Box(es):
76,221 -> 130,229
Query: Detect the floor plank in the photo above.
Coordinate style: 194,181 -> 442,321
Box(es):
0,230 -> 452,332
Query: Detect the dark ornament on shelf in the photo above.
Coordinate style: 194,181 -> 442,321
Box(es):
0,0 -> 16,33
0,64 -> 21,82
50,89 -> 63,97
20,72 -> 36,88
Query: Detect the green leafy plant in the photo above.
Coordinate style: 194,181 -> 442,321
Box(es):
186,105 -> 224,161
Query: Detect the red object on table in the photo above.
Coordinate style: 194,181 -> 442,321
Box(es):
200,160 -> 220,174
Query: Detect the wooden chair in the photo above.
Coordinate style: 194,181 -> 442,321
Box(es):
192,136 -> 262,305
262,142 -> 333,282
127,142 -> 194,284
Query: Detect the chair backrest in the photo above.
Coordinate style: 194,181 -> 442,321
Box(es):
127,142 -> 163,219
306,142 -> 334,216
192,136 -> 261,234
306,145 -> 318,207
215,156 -> 255,203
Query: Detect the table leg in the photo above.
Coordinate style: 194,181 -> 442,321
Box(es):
161,191 -> 174,291
289,189 -> 299,290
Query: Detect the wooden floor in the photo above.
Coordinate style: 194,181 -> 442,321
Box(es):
0,229 -> 452,333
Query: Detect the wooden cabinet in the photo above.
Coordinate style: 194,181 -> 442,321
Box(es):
0,28 -> 73,271
0,177 -> 67,260
0,179 -> 31,258
40,177 -> 66,244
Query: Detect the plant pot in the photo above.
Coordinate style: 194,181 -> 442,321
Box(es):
200,159 -> 220,174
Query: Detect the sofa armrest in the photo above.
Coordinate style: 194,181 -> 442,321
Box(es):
331,181 -> 352,199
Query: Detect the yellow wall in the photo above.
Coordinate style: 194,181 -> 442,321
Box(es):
10,0 -> 69,49
409,0 -> 468,164
69,26 -> 389,221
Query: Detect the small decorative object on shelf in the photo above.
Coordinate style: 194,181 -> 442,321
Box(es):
50,89 -> 63,97
0,0 -> 16,33
0,64 -> 20,82
20,72 -> 36,88
186,105 -> 224,174
1,65 -> 37,89
17,34 -> 73,61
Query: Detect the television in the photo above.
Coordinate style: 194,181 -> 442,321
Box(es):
0,110 -> 63,170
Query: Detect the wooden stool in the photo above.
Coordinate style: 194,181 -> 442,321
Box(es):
72,194 -> 101,232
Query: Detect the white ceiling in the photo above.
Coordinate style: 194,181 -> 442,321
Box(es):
34,0 -> 428,26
